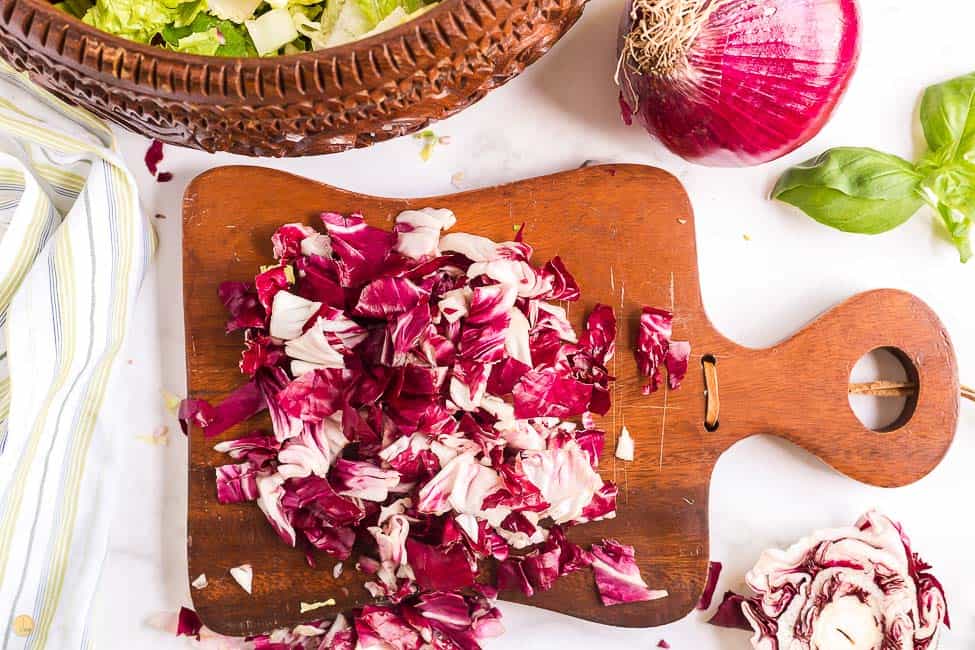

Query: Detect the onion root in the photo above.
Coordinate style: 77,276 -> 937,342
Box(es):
621,0 -> 726,76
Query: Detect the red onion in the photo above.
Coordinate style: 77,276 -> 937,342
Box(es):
617,0 -> 861,166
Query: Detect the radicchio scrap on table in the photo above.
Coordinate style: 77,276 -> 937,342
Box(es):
176,606 -> 204,640
635,306 -> 690,394
696,560 -> 722,611
204,208 -> 669,648
709,511 -> 949,650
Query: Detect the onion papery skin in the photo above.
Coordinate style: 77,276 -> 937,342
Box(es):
618,0 -> 861,167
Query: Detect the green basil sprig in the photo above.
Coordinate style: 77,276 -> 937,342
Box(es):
773,72 -> 975,262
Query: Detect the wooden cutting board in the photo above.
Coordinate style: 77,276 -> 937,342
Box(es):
182,164 -> 959,637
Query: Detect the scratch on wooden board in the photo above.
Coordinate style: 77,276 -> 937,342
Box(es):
659,272 -> 676,469
669,271 -> 675,310
624,464 -> 628,504
635,405 -> 681,410
658,385 -> 669,469
611,310 -> 619,487
682,497 -> 695,505
611,271 -> 628,489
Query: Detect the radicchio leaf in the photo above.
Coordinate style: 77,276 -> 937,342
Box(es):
272,223 -> 320,263
708,511 -> 949,650
332,458 -> 401,501
394,208 -> 457,260
405,538 -> 477,592
512,370 -> 593,419
269,290 -> 321,341
256,367 -> 303,442
666,340 -> 691,390
179,380 -> 266,438
635,307 -> 671,394
635,306 -> 691,394
590,539 -> 668,606
321,212 -> 394,288
219,281 -> 265,333
277,367 -> 350,421
519,438 -> 607,524
176,606 -> 203,639
144,139 -> 164,176
708,591 -> 752,631
697,560 -> 722,610
215,462 -> 260,504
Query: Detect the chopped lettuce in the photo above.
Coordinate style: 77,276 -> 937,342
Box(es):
206,0 -> 262,22
353,0 -> 425,27
53,0 -> 93,19
267,0 -> 324,10
175,28 -> 222,55
162,13 -> 258,56
80,0 -> 438,56
83,0 -> 203,43
246,8 -> 300,56
319,0 -> 371,47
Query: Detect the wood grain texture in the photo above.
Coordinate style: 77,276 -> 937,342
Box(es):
182,164 -> 959,636
0,0 -> 586,156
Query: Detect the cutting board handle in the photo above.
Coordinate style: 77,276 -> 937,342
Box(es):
717,289 -> 959,487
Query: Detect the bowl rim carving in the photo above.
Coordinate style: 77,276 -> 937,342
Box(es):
0,0 -> 588,155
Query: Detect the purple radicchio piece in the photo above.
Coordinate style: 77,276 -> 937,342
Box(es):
209,208 -> 693,645
709,511 -> 949,650
590,539 -> 669,606
635,306 -> 691,394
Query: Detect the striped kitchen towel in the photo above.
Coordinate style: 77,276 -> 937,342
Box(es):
0,62 -> 155,649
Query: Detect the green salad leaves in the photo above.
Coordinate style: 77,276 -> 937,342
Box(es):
81,0 -> 204,43
773,72 -> 975,262
59,0 -> 436,57
162,13 -> 257,56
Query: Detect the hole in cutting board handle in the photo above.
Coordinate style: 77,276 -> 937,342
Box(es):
848,347 -> 919,432
702,354 -> 719,431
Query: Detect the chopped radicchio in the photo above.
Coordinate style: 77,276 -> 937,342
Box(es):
208,208 -> 679,648
709,591 -> 751,631
176,606 -> 203,639
178,380 -> 266,438
635,306 -> 691,394
172,597 -> 501,650
697,560 -> 722,610
709,511 -> 949,650
590,539 -> 669,607
144,139 -> 164,176
219,282 -> 266,333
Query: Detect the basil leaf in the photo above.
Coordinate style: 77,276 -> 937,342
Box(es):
920,72 -> 975,160
919,163 -> 975,262
772,147 -> 924,234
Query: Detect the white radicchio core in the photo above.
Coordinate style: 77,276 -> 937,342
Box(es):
713,510 -> 949,650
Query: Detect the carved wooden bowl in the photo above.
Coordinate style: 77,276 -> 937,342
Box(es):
0,0 -> 587,156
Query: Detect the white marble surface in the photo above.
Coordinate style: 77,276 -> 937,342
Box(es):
98,0 -> 975,647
